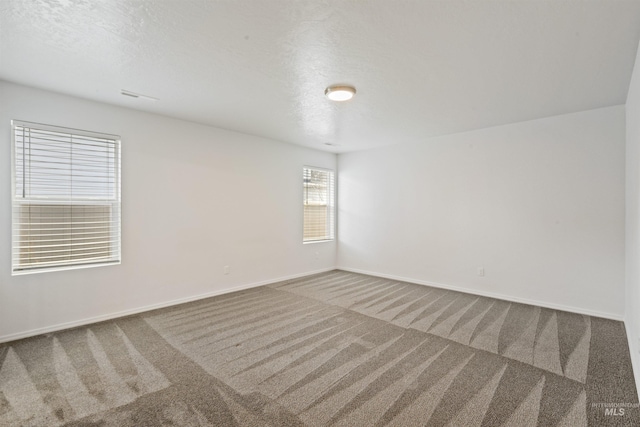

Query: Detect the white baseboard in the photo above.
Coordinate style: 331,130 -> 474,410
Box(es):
0,267 -> 335,344
3,266 -> 625,343
338,267 -> 624,321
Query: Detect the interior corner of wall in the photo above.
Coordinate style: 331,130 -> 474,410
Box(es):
625,314 -> 640,401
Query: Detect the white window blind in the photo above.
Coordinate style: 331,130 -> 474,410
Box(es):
11,120 -> 121,274
303,167 -> 335,242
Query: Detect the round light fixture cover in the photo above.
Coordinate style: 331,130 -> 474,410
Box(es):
325,85 -> 356,101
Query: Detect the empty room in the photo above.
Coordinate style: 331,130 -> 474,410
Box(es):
2,1 -> 640,426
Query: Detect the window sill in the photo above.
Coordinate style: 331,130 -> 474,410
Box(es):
12,260 -> 121,276
303,239 -> 334,245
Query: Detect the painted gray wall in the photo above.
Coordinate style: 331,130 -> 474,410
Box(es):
0,81 -> 337,341
625,41 -> 640,396
338,106 -> 625,319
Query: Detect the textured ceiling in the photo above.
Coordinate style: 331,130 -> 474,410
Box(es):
1,0 -> 640,152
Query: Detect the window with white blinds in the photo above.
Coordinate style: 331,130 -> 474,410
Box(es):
303,167 -> 335,242
11,120 -> 121,274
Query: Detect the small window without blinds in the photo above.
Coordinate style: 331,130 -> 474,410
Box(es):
11,120 -> 121,274
303,167 -> 335,242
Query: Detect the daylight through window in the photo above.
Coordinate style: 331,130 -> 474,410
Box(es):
303,167 -> 335,242
11,120 -> 121,274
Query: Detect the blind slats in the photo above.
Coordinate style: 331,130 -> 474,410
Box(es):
15,245 -> 120,256
12,121 -> 121,273
16,257 -> 119,270
14,225 -> 118,230
303,167 -> 335,242
15,247 -> 118,255
12,235 -> 119,245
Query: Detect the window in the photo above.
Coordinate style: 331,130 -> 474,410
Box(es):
11,120 -> 121,274
303,166 -> 335,242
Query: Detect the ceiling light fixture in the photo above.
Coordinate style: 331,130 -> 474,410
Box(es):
325,85 -> 356,101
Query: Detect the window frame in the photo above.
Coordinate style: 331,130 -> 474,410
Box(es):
10,120 -> 122,275
302,166 -> 335,244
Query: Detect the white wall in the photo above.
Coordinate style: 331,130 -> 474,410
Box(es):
0,81 -> 336,342
626,41 -> 640,395
0,79 -> 629,343
338,106 -> 625,319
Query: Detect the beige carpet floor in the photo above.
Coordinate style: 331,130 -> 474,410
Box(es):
0,270 -> 638,426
